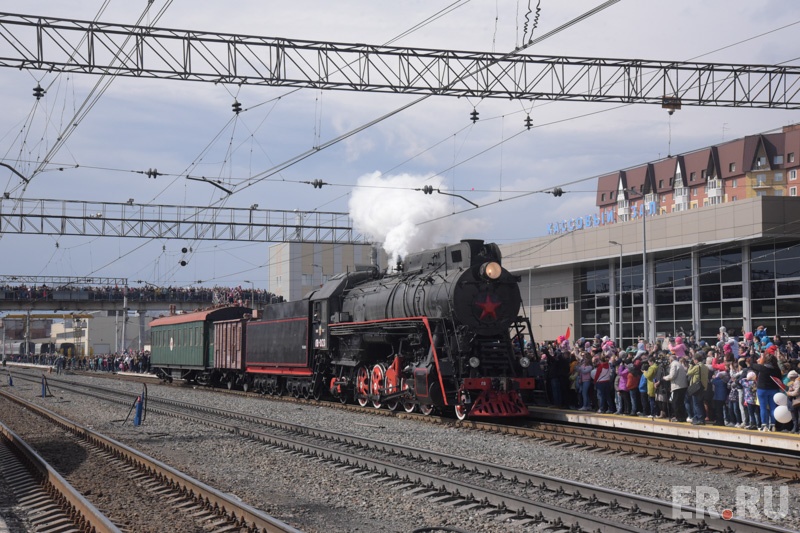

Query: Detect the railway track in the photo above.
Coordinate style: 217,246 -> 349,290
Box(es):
0,418 -> 118,532
0,386 -> 300,533
15,371 -> 795,533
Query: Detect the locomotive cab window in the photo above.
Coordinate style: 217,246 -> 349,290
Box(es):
450,250 -> 462,263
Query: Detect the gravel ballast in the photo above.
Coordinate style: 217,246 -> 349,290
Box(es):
4,371 -> 799,532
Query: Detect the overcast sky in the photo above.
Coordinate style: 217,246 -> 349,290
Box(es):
1,1 -> 799,290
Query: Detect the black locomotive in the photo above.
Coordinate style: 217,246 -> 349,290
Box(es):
150,239 -> 536,419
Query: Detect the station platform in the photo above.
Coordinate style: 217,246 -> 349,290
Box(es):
527,405 -> 800,452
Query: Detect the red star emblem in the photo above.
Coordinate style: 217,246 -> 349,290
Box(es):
475,294 -> 501,320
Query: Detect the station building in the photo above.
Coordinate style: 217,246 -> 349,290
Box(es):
501,124 -> 800,347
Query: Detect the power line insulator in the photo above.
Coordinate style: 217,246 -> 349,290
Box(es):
179,260 -> 188,267
524,115 -> 533,130
470,108 -> 479,123
32,84 -> 45,100
552,187 -> 563,197
232,100 -> 242,114
422,185 -> 435,195
146,168 -> 159,179
181,247 -> 188,254
311,179 -> 324,189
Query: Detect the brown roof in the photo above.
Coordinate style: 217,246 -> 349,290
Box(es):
624,165 -> 649,196
149,306 -> 251,327
716,139 -> 745,179
652,157 -> 678,193
596,172 -> 620,206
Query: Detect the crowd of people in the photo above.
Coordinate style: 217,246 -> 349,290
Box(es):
0,283 -> 282,305
8,350 -> 151,374
533,326 -> 800,433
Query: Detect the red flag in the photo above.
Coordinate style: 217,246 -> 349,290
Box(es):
771,376 -> 787,391
565,326 -> 571,340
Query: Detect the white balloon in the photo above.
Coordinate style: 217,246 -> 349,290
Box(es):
774,393 -> 788,407
774,405 -> 793,424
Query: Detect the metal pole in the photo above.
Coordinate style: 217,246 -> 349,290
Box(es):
121,291 -> 128,353
618,248 -> 623,348
642,200 -> 648,344
610,241 -> 623,349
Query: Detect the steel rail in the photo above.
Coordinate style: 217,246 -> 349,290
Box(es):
0,419 -> 120,533
0,388 -> 302,533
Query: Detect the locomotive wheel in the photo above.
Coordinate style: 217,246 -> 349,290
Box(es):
242,381 -> 250,393
312,385 -> 323,401
384,366 -> 400,411
339,392 -> 348,404
454,404 -> 469,421
403,402 -> 416,413
227,379 -> 234,390
419,404 -> 434,416
356,366 -> 370,407
371,364 -> 386,409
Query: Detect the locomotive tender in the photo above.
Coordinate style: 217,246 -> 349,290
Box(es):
150,239 -> 536,419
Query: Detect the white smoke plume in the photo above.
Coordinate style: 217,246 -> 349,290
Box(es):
349,172 -> 479,262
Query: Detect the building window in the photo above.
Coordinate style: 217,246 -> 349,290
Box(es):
789,153 -> 795,163
690,172 -> 696,182
791,187 -> 797,197
732,196 -> 737,201
757,174 -> 767,186
757,190 -> 767,197
661,195 -> 666,203
601,193 -> 606,201
757,156 -> 767,168
544,297 -> 569,311
776,190 -> 784,197
729,162 -> 736,172
658,179 -> 663,188
731,179 -> 737,188
693,188 -> 698,196
701,170 -> 707,179
775,155 -> 784,165
790,169 -> 797,181
610,191 -> 614,199
775,172 -> 784,182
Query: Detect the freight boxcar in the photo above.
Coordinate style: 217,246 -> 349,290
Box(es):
149,306 -> 251,384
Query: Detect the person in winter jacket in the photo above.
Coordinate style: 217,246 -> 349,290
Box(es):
687,353 -> 709,425
643,358 -> 659,416
710,371 -> 730,426
592,356 -> 615,414
740,371 -> 761,429
668,336 -> 687,359
786,370 -> 800,433
615,362 -> 631,414
576,355 -> 594,411
750,348 -> 783,431
659,353 -> 689,422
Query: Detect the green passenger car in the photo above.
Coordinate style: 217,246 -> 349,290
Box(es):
149,306 -> 251,383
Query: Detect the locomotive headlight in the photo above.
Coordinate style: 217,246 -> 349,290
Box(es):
519,356 -> 531,368
480,261 -> 502,280
469,357 -> 481,368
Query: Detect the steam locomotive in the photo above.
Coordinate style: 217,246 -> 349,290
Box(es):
150,239 -> 536,419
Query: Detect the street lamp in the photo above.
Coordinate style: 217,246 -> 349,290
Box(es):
243,280 -> 255,304
609,241 -> 623,348
312,264 -> 325,285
